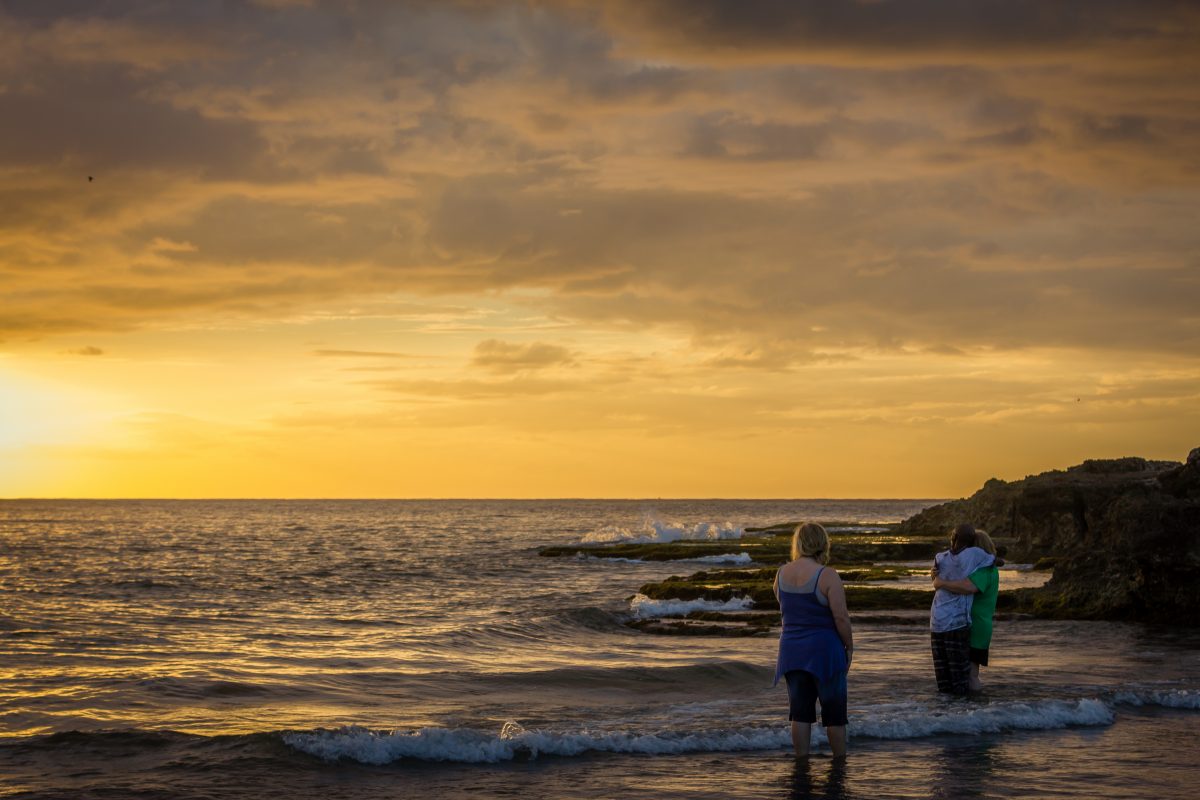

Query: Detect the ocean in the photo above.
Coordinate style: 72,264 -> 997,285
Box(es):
1,499 -> 1197,799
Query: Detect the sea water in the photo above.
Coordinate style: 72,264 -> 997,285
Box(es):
1,500 -> 1197,799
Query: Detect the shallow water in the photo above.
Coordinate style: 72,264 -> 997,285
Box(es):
1,499 -> 1197,799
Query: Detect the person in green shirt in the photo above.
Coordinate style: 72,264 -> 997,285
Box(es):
933,531 -> 1003,693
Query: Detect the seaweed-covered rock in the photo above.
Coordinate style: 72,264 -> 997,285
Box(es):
896,449 -> 1200,622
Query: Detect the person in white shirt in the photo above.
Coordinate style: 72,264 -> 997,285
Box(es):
929,523 -> 993,695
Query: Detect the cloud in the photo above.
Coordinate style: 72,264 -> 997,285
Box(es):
589,1 -> 1200,65
0,0 -> 1195,366
0,68 -> 276,179
375,376 -> 581,399
470,339 -> 576,373
62,346 -> 105,356
313,349 -> 417,359
3,14 -> 228,70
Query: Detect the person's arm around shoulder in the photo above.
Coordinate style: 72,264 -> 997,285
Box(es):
967,566 -> 996,595
931,575 -> 979,594
820,567 -> 854,668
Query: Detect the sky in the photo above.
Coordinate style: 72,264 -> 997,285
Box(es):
1,0 -> 1198,499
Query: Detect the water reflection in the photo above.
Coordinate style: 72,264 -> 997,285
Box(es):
784,757 -> 850,800
929,738 -> 1001,799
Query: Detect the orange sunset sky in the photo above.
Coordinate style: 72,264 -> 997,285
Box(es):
1,1 -> 1198,498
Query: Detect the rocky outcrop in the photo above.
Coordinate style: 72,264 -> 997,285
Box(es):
897,448 -> 1200,622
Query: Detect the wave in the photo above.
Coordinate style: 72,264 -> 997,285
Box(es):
581,519 -> 743,545
694,552 -> 753,565
854,698 -> 1113,739
284,721 -> 789,764
282,697 -> 1124,765
577,552 -> 753,565
8,691 -> 1194,768
628,593 -> 754,618
473,660 -> 770,692
1111,688 -> 1200,709
826,525 -> 889,533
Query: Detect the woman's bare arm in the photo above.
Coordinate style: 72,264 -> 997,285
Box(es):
822,569 -> 854,667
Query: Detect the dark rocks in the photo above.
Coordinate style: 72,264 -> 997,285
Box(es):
896,449 -> 1200,623
1068,457 -> 1178,475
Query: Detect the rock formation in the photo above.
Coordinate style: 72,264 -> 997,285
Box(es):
897,448 -> 1200,622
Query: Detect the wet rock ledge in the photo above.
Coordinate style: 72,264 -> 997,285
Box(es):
541,447 -> 1199,634
539,523 -> 945,565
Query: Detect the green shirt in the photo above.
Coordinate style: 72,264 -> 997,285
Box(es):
968,565 -> 999,650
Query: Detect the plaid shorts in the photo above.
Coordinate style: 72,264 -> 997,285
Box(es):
931,626 -> 972,695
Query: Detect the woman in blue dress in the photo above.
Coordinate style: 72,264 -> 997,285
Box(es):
773,522 -> 854,758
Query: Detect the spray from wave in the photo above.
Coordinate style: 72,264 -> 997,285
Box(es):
577,552 -> 753,565
628,593 -> 754,618
581,518 -> 743,545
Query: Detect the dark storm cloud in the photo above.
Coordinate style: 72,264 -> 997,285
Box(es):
682,113 -> 933,160
0,69 -> 275,178
595,0 -> 1200,61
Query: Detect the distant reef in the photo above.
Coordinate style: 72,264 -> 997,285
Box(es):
898,448 -> 1200,622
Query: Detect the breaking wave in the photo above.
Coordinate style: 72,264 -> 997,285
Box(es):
1111,688 -> 1200,709
578,552 -> 753,565
628,593 -> 754,618
581,519 -> 743,545
283,697 -> 1126,765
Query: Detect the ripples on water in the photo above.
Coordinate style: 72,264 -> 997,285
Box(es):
1,499 -> 1197,799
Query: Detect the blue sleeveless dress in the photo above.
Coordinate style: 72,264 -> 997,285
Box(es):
774,567 -> 848,687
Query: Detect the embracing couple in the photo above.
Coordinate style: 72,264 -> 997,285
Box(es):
929,522 -> 1004,695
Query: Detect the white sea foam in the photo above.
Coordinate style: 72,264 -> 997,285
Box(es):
578,552 -> 753,565
853,698 -> 1114,739
576,554 -> 644,564
1111,689 -> 1200,709
283,697 -> 1121,765
284,722 -> 792,764
628,593 -> 754,618
582,519 -> 743,545
693,552 -> 754,565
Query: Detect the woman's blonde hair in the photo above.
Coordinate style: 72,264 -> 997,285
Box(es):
791,522 -> 831,564
975,530 -> 996,555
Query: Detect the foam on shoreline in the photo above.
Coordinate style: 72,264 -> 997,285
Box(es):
283,696 -> 1132,765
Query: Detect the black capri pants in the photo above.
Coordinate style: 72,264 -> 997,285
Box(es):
785,669 -> 848,727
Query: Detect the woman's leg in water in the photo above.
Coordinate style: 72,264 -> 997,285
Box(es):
826,725 -> 847,758
785,670 -> 820,758
791,721 -> 812,758
818,671 -> 849,757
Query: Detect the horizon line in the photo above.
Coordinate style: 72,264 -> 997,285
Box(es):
0,496 -> 951,502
